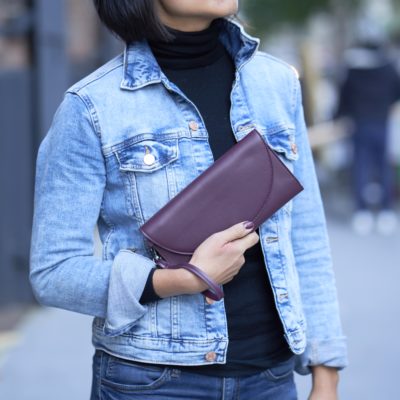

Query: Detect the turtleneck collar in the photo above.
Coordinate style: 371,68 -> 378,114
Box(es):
148,18 -> 225,70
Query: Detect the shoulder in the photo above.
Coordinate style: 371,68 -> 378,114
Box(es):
245,50 -> 300,99
48,54 -> 124,139
252,50 -> 300,80
243,50 -> 301,115
66,52 -> 124,95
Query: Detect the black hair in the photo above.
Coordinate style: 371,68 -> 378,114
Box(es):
93,0 -> 174,43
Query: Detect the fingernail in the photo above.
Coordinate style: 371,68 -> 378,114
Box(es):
243,221 -> 254,230
206,297 -> 215,305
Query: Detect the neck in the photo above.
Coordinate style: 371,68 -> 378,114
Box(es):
160,16 -> 213,32
155,3 -> 214,32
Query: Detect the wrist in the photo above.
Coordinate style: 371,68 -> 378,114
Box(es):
177,266 -> 208,294
152,266 -> 207,298
311,365 -> 339,391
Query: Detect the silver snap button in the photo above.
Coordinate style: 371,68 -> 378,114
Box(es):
143,153 -> 155,165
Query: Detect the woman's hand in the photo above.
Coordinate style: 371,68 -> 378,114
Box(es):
185,220 -> 259,292
153,221 -> 259,298
308,366 -> 339,400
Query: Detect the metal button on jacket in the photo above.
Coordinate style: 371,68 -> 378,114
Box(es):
143,153 -> 155,165
205,351 -> 217,362
189,121 -> 199,131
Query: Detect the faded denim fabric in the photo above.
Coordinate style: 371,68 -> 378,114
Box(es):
90,349 -> 297,399
29,18 -> 348,375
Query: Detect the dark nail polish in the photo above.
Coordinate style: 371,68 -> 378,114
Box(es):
243,221 -> 254,230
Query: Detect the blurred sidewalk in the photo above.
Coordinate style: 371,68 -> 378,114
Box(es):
0,307 -> 93,400
0,208 -> 399,399
295,212 -> 400,399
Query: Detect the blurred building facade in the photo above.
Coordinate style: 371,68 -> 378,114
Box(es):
0,0 -> 121,311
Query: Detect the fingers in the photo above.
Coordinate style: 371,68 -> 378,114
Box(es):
232,231 -> 259,253
218,220 -> 255,242
219,256 -> 245,285
203,256 -> 247,307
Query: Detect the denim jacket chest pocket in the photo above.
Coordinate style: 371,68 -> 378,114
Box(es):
113,136 -> 180,223
260,126 -> 299,216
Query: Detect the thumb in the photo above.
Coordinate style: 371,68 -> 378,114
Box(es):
219,220 -> 255,242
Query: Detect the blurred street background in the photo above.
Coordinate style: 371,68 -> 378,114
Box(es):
1,0 -> 400,399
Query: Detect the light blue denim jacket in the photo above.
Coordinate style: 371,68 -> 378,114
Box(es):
29,18 -> 348,375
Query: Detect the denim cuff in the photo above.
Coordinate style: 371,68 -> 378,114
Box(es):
294,336 -> 349,375
103,249 -> 156,337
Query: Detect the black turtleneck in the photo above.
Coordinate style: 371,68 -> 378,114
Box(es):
148,18 -> 237,160
148,18 -> 224,69
139,19 -> 293,377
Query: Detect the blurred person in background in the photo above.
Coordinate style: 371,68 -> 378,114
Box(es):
29,0 -> 347,399
336,39 -> 400,235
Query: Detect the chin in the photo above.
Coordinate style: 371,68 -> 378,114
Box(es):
159,0 -> 239,24
209,0 -> 238,17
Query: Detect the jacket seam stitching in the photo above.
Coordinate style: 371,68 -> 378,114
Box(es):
100,205 -> 115,261
65,92 -> 114,260
292,76 -> 301,120
67,91 -> 104,140
98,350 -> 103,400
274,214 -> 297,345
255,51 -> 294,69
68,58 -> 123,93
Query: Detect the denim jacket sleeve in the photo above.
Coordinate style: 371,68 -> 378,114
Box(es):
29,91 -> 156,336
290,78 -> 348,374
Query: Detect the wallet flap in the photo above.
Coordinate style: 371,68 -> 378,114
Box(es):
140,129 -> 281,256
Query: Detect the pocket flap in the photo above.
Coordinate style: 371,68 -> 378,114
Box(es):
115,139 -> 179,173
263,127 -> 299,161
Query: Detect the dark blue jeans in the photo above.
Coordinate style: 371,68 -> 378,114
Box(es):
90,349 -> 297,400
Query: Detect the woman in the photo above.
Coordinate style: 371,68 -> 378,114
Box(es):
29,1 -> 348,399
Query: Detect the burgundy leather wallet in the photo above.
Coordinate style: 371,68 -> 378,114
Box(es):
140,129 -> 304,300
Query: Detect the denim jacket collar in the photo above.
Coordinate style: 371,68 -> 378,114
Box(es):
120,17 -> 260,91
